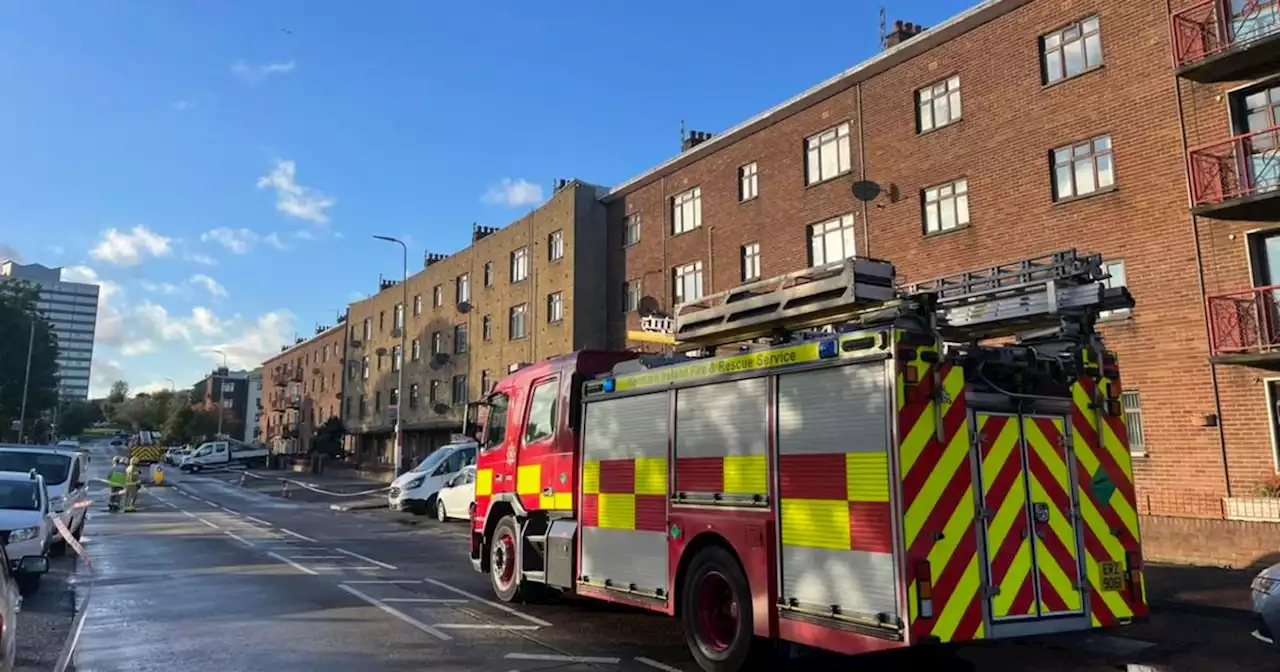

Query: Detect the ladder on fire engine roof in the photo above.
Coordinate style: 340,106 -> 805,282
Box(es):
670,249 -> 1135,350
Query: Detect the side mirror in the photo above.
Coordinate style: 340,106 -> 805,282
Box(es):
17,556 -> 49,574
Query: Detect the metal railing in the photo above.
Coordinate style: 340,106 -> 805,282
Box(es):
1206,283 -> 1280,356
1188,125 -> 1280,206
1171,0 -> 1280,68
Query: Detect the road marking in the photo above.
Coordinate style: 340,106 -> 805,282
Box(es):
504,653 -> 620,664
334,547 -> 397,570
635,657 -> 686,672
422,578 -> 552,627
217,505 -> 239,515
267,551 -> 319,575
309,565 -> 382,571
244,515 -> 271,526
437,623 -> 540,631
338,584 -> 453,641
224,531 -> 255,547
181,510 -> 197,519
280,527 -> 316,542
379,597 -> 468,604
341,579 -> 422,585
288,555 -> 344,560
198,518 -> 221,529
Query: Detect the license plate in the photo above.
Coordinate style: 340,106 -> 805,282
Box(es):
1100,561 -> 1124,591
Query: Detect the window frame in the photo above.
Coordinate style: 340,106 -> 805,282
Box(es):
482,314 -> 493,341
673,260 -> 705,305
547,291 -> 564,323
522,377 -> 560,446
739,162 -> 759,202
623,279 -> 641,313
509,303 -> 528,339
481,393 -> 509,452
1041,15 -> 1103,86
1098,259 -> 1131,321
548,230 -> 564,261
741,242 -> 761,282
411,339 -> 421,361
922,178 -> 971,235
483,261 -> 494,287
1051,134 -> 1116,202
671,187 -> 703,235
456,274 -> 470,305
808,213 -> 857,266
511,247 -> 530,283
804,121 -> 852,186
623,214 -> 641,247
1121,390 -> 1145,456
916,75 -> 962,133
453,323 -> 469,354
431,331 -> 443,356
452,374 -> 468,407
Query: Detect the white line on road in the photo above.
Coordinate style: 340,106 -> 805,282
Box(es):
338,584 -> 453,641
287,555 -> 344,560
243,515 -> 271,526
181,510 -> 197,519
267,551 -> 319,575
635,656 -> 686,672
309,565 -> 382,571
217,505 -> 239,515
504,653 -> 620,664
279,528 -> 316,542
198,518 -> 221,529
340,579 -> 422,585
380,597 -> 468,604
422,578 -> 552,627
224,531 -> 255,548
437,624 -> 541,631
334,547 -> 397,570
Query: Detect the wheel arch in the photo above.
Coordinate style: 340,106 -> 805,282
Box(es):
479,493 -> 528,573
673,531 -> 746,618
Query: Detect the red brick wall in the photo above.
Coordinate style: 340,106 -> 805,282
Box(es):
1141,514 -> 1280,569
604,0 -> 1280,516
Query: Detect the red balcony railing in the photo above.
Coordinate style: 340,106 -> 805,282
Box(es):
1171,0 -> 1280,69
1187,125 -> 1280,207
1207,284 -> 1280,357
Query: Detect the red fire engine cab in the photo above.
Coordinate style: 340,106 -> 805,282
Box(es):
467,249 -> 1147,672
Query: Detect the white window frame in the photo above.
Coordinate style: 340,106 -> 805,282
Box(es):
456,274 -> 469,304
1121,390 -> 1145,456
623,214 -> 641,246
431,331 -> 443,355
741,243 -> 761,282
452,375 -> 468,406
433,285 -> 443,308
917,75 -> 962,133
805,122 -> 852,185
1042,16 -> 1103,85
411,339 -> 421,361
483,261 -> 494,286
394,303 -> 404,329
482,314 -> 493,341
511,247 -> 529,283
923,179 -> 970,234
672,187 -> 702,235
1053,134 -> 1115,201
673,261 -> 704,305
739,162 -> 758,202
509,303 -> 528,339
392,345 -> 402,372
1099,259 -> 1131,320
623,279 -> 641,313
547,291 -> 564,322
362,318 -> 371,340
413,295 -> 422,315
809,214 -> 856,266
361,356 -> 370,380
454,323 -> 468,353
548,230 -> 564,261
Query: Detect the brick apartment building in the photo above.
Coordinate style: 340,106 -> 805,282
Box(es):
601,0 -> 1280,535
260,322 -> 348,454
342,180 -> 610,472
189,368 -> 251,443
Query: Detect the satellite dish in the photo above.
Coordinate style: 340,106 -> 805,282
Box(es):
851,180 -> 883,202
375,347 -> 388,356
432,403 -> 450,415
457,301 -> 472,314
428,352 -> 450,371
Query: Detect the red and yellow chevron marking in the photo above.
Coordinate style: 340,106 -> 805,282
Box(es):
1071,369 -> 1148,625
1022,416 -> 1084,615
580,458 -> 667,532
975,414 -> 1036,619
900,339 -> 983,643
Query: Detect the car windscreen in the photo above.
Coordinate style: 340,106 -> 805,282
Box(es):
414,447 -> 450,473
0,481 -> 40,511
0,452 -> 71,486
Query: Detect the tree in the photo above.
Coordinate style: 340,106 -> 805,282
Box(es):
162,405 -> 194,445
310,416 -> 346,458
57,400 -> 102,438
186,408 -> 221,441
0,280 -> 59,441
108,381 -> 129,404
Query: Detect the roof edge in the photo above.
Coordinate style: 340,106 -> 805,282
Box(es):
602,0 -> 1027,203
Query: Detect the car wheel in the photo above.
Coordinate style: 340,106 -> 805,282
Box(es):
15,574 -> 40,598
436,499 -> 448,522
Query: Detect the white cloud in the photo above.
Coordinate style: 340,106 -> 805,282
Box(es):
0,243 -> 21,262
482,178 -> 544,208
132,380 -> 174,395
198,310 -> 294,369
89,358 -> 128,398
48,245 -> 65,255
188,253 -> 217,266
293,229 -> 315,241
189,274 -> 228,298
61,265 -> 99,284
139,280 -> 184,296
256,159 -> 335,224
231,59 -> 296,84
190,307 -> 221,336
201,227 -> 256,254
90,225 -> 172,266
263,233 -> 287,250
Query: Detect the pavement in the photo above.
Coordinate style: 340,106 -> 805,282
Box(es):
47,450 -> 1280,671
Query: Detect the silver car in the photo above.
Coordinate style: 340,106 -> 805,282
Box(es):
1251,562 -> 1280,645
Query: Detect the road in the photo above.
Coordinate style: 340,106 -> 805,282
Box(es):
62,459 -> 1277,672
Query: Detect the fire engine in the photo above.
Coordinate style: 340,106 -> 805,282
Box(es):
466,249 -> 1147,671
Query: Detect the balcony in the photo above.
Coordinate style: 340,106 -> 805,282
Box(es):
290,369 -> 304,383
272,371 -> 288,387
1171,0 -> 1280,82
270,398 -> 287,412
286,394 -> 302,409
1188,126 -> 1280,220
1207,284 -> 1280,367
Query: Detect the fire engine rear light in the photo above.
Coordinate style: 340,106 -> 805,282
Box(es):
915,560 -> 934,619
904,365 -> 919,384
1125,550 -> 1143,598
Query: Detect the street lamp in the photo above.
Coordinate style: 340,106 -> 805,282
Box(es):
211,349 -> 228,438
163,377 -> 176,391
373,234 -> 407,478
16,312 -> 36,444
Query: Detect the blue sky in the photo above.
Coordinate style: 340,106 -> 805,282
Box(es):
0,0 -> 968,397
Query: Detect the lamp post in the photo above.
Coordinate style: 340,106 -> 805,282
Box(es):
212,349 -> 228,438
373,234 -> 408,478
16,313 -> 36,444
163,377 -> 176,391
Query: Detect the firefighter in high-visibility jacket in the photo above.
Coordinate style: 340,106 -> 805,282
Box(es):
123,457 -> 142,512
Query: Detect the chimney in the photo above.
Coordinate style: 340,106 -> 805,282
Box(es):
885,19 -> 926,48
681,130 -> 714,152
552,178 -> 573,193
423,252 -> 448,268
471,224 -> 500,243
378,275 -> 400,291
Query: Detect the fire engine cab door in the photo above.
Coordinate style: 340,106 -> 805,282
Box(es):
975,413 -> 1084,621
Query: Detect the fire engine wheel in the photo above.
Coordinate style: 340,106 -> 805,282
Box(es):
490,515 -> 522,602
681,546 -> 756,671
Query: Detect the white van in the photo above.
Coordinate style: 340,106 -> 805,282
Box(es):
388,440 -> 478,514
0,446 -> 88,556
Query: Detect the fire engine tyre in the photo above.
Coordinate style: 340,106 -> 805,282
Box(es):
489,515 -> 522,603
681,546 -> 758,672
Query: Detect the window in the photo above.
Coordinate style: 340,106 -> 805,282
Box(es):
433,285 -> 443,308
376,354 -> 383,372
375,391 -> 382,412
431,331 -> 443,355
917,75 -> 962,132
511,247 -> 529,283
483,394 -> 509,451
452,375 -> 468,406
623,214 -> 641,246
429,380 -> 441,404
358,395 -> 366,419
672,187 -> 702,234
221,398 -> 233,409
394,303 -> 404,330
409,384 -> 419,409
392,345 -> 402,372
323,345 -> 330,363
623,280 -> 641,313
1053,134 -> 1114,201
1042,16 -> 1102,85
482,315 -> 493,341
545,291 -> 564,323
741,243 -> 761,282
411,339 -> 421,361
480,370 -> 491,394
548,231 -> 564,261
483,261 -> 494,287
524,379 -> 558,443
509,304 -> 528,339
379,311 -> 385,331
923,179 -> 970,234
805,122 -> 852,185
809,214 -> 856,265
454,324 -> 468,353
414,295 -> 423,316
673,261 -> 704,304
345,397 -> 352,418
1099,260 -> 1130,320
389,388 -> 399,407
739,162 -> 758,201
361,357 -> 370,380
362,318 -> 371,340
450,274 -> 467,305
1121,391 -> 1145,455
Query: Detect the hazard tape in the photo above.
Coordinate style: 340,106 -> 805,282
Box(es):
49,496 -> 99,672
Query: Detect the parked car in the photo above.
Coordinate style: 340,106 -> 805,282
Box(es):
179,440 -> 269,472
435,465 -> 476,522
389,440 -> 478,515
0,542 -> 48,671
0,446 -> 89,556
1252,561 -> 1280,646
0,471 -> 53,596
164,447 -> 191,466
